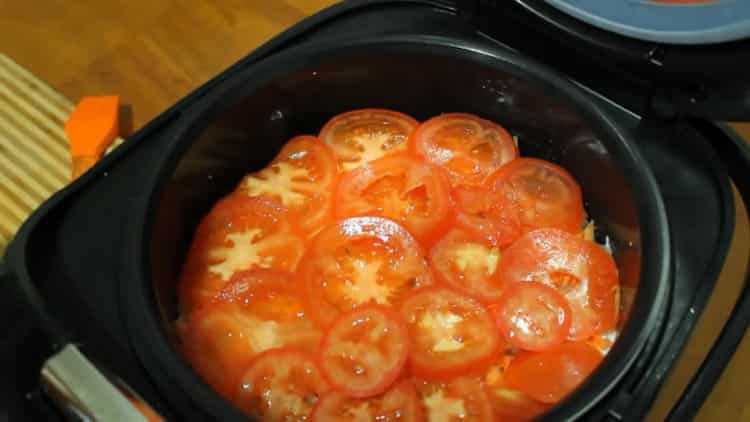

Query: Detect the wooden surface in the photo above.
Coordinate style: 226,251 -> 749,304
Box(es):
1,1 -> 748,420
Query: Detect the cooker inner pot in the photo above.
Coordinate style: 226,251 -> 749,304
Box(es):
149,46 -> 641,380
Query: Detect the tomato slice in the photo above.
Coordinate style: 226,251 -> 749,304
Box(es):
429,228 -> 504,302
319,305 -> 409,397
237,135 -> 337,236
486,158 -> 585,235
335,154 -> 452,245
311,379 -> 422,422
416,377 -> 494,422
411,113 -> 518,186
236,348 -> 330,420
400,287 -> 500,380
180,270 -> 321,398
494,281 -> 571,351
499,229 -> 619,340
453,185 -> 521,247
483,358 -> 551,421
320,108 -> 419,171
178,194 -> 306,312
503,342 -> 603,404
301,216 -> 433,327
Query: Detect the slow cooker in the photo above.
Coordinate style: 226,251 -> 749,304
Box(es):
2,1 -> 749,420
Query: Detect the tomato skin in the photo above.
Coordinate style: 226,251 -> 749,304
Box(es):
483,358 -> 551,421
334,154 -> 453,246
237,135 -> 338,237
429,228 -> 504,302
320,108 -> 419,171
411,113 -> 518,187
400,286 -> 501,381
416,377 -> 494,422
503,342 -> 603,404
301,216 -> 433,328
487,158 -> 585,235
494,281 -> 571,352
499,228 -> 619,341
453,185 -> 521,247
318,305 -> 410,397
311,380 -> 423,422
236,348 -> 331,420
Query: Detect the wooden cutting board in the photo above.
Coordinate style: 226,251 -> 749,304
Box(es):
0,54 -> 73,254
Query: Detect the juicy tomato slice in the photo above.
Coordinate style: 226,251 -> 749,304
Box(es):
503,342 -> 603,404
301,216 -> 433,327
178,194 -> 306,312
411,113 -> 518,186
319,305 -> 409,397
429,228 -> 504,302
335,154 -> 452,246
400,286 -> 501,380
499,229 -> 619,340
311,380 -> 423,422
236,348 -> 330,420
453,185 -> 521,247
320,108 -> 419,171
487,158 -> 585,235
416,377 -> 494,422
483,358 -> 550,421
237,135 -> 338,236
180,270 -> 321,399
494,281 -> 571,351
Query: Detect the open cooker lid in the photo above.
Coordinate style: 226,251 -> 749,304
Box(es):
459,0 -> 750,121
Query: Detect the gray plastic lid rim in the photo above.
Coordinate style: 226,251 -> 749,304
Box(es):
544,0 -> 750,45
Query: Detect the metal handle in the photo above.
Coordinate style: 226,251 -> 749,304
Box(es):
666,123 -> 750,420
41,344 -> 164,422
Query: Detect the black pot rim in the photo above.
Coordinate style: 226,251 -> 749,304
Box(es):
123,34 -> 671,421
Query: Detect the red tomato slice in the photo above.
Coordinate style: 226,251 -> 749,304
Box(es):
320,108 -> 419,171
487,158 -> 585,235
453,185 -> 521,247
429,228 -> 504,302
400,287 -> 501,380
499,229 -> 619,340
334,154 -> 452,245
319,305 -> 409,397
311,380 -> 423,422
301,216 -> 433,327
503,342 -> 603,404
483,359 -> 551,421
237,135 -> 337,236
411,113 -> 518,186
416,377 -> 494,422
494,281 -> 571,351
180,270 -> 321,399
178,194 -> 306,312
236,348 -> 330,420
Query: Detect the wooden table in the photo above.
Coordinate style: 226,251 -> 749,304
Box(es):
1,1 -> 748,420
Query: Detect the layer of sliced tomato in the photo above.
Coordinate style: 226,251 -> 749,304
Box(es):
178,194 -> 306,312
453,184 -> 521,247
416,377 -> 494,422
499,228 -> 619,340
483,358 -> 551,421
311,380 -> 423,422
236,348 -> 330,420
237,135 -> 337,236
429,228 -> 504,302
320,108 -> 419,171
400,286 -> 501,380
301,216 -> 433,327
494,281 -> 571,351
411,113 -> 518,186
179,270 -> 321,398
503,342 -> 603,404
319,305 -> 409,397
335,153 -> 452,246
487,158 -> 585,235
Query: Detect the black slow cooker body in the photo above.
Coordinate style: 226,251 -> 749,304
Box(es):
2,1 -> 746,421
